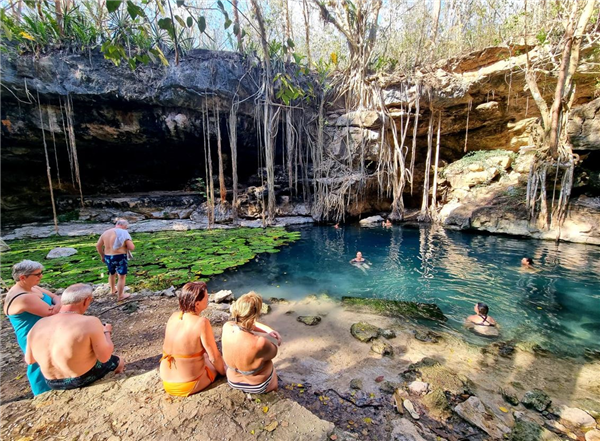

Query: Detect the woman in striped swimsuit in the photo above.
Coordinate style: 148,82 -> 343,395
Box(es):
222,292 -> 281,394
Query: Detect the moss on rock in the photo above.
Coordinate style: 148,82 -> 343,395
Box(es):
341,297 -> 447,321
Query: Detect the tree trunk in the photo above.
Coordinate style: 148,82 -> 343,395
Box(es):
232,0 -> 243,51
302,0 -> 311,65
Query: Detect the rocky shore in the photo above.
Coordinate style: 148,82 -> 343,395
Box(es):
1,288 -> 598,440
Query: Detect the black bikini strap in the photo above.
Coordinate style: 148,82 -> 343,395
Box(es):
5,292 -> 29,316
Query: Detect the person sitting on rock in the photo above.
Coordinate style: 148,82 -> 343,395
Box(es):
222,292 -> 281,395
4,260 -> 62,396
160,281 -> 226,397
466,302 -> 499,337
25,283 -> 125,390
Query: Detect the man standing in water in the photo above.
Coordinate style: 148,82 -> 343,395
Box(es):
96,219 -> 135,301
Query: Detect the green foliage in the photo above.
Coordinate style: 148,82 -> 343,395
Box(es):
57,210 -> 80,223
0,228 -> 301,291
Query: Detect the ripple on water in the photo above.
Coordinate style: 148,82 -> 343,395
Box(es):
212,225 -> 600,356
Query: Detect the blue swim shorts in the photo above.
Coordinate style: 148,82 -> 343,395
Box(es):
105,254 -> 128,275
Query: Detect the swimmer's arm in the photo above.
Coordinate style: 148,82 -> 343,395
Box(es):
125,239 -> 135,251
199,318 -> 225,375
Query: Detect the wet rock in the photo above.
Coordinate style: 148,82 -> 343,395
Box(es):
576,398 -> 600,419
413,330 -> 441,343
261,303 -> 271,315
284,310 -> 295,315
350,379 -> 363,390
371,338 -> 394,356
159,286 -> 176,297
390,418 -> 428,441
484,341 -> 516,358
379,381 -> 399,394
46,247 -> 78,259
342,297 -> 447,321
380,329 -> 397,339
500,387 -> 520,406
359,215 -> 384,225
403,358 -> 471,395
555,406 -> 596,431
201,309 -> 230,325
421,389 -> 451,420
510,417 -> 561,441
454,396 -> 510,439
212,290 -> 233,303
403,399 -> 420,420
211,303 -> 231,311
350,322 -> 381,342
297,316 -> 321,326
585,429 -> 600,441
269,297 -> 290,304
522,389 -> 551,412
408,381 -> 429,396
584,348 -> 600,360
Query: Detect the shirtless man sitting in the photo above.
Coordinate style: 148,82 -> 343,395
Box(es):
25,283 -> 125,390
96,219 -> 135,301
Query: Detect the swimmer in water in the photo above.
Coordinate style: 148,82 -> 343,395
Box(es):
466,302 -> 499,337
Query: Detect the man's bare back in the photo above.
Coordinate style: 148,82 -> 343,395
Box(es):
98,228 -> 130,255
25,284 -> 124,390
27,313 -> 106,378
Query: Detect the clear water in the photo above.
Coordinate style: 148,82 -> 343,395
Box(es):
211,225 -> 600,356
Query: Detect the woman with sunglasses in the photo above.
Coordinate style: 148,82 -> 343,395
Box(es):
3,260 -> 62,396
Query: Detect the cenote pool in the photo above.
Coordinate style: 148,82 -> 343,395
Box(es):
212,224 -> 600,356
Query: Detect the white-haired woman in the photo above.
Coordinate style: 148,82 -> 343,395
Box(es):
222,292 -> 281,394
3,260 -> 62,395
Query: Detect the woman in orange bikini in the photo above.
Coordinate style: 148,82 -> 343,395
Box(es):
160,282 -> 226,397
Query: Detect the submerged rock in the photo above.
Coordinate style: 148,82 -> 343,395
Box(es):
297,316 -> 321,326
350,322 -> 381,342
261,303 -> 271,315
413,330 -> 441,343
342,297 -> 447,321
454,396 -> 510,439
510,417 -> 561,441
522,389 -> 551,412
371,338 -> 394,356
46,247 -> 78,259
350,379 -> 363,390
403,358 -> 471,395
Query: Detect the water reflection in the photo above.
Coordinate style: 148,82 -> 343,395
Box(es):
212,225 -> 600,355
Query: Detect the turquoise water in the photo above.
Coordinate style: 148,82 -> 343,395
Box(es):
212,225 -> 600,356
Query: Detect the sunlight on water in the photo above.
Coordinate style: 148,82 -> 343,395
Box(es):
212,225 -> 600,356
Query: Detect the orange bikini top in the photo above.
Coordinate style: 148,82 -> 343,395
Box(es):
160,349 -> 205,368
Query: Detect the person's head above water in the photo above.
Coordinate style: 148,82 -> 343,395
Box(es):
356,252 -> 363,259
475,302 -> 489,316
521,257 -> 534,266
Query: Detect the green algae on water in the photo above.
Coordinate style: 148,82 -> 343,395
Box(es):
0,228 -> 300,291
